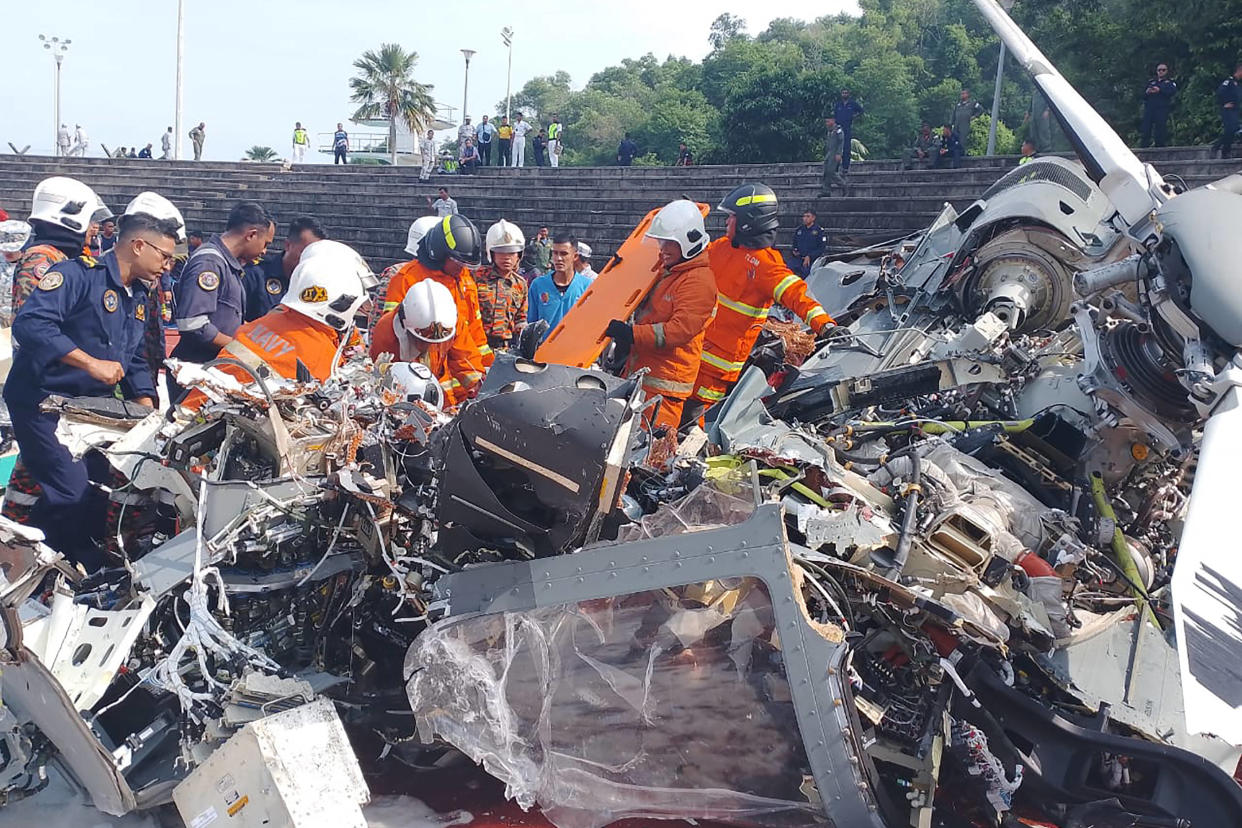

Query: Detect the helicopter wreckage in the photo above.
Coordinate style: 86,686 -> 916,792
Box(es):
4,4 -> 1242,827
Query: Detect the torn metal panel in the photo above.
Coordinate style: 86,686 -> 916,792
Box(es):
1039,608 -> 1242,772
709,368 -> 836,467
21,589 -> 156,711
412,505 -> 887,828
0,656 -> 138,816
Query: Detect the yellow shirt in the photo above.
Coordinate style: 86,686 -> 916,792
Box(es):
497,125 -> 514,140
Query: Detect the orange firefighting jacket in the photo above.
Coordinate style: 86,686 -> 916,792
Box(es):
369,308 -> 458,405
624,256 -> 717,405
692,237 -> 833,403
181,306 -> 343,409
382,260 -> 492,394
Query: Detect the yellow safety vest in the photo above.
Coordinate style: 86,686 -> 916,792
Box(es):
548,123 -> 561,140
293,129 -> 309,145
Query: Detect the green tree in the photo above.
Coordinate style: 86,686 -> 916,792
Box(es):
479,0 -> 1241,164
708,13 -> 748,50
349,43 -> 437,165
243,146 -> 279,162
499,71 -> 573,125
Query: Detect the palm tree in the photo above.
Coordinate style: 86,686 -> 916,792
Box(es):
349,43 -> 436,165
244,145 -> 279,162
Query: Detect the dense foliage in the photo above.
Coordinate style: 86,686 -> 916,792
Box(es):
489,0 -> 1240,165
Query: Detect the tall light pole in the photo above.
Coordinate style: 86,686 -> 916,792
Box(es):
461,48 -> 476,127
986,0 -> 1016,156
175,0 -> 185,160
39,35 -> 71,156
501,27 -> 514,122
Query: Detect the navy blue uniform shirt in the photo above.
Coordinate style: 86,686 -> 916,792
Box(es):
172,234 -> 245,362
1144,77 -> 1177,111
242,252 -> 286,322
833,98 -> 864,127
1217,77 -> 1241,110
793,224 -> 827,260
5,251 -> 155,406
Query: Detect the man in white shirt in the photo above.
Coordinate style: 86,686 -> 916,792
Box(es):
458,116 -> 477,147
71,125 -> 88,157
420,130 -> 436,181
512,113 -> 532,167
56,124 -> 71,157
427,187 -> 458,217
575,242 -> 598,281
161,127 -> 173,159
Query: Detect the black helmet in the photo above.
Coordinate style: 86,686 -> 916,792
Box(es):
717,183 -> 780,238
419,214 -> 483,268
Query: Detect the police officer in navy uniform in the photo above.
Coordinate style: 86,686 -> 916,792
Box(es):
1213,63 -> 1242,159
1139,62 -> 1177,148
4,210 -> 181,570
832,88 -> 864,173
241,215 -> 327,321
170,201 -> 274,398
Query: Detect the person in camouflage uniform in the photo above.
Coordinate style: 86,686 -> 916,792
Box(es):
476,220 -> 529,350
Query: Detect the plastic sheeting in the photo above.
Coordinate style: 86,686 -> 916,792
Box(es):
406,577 -> 825,828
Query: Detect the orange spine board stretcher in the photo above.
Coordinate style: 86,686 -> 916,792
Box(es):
534,202 -> 711,368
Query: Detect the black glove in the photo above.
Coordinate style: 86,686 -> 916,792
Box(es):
815,323 -> 849,345
517,320 -> 548,360
605,319 -> 634,349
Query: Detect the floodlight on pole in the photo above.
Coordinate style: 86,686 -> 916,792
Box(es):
986,0 -> 1016,156
461,48 -> 476,128
501,27 -> 514,122
39,35 -> 71,157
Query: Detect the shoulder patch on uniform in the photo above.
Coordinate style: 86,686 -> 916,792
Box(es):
198,271 -> 220,291
135,302 -> 146,322
300,285 -> 328,303
102,289 -> 119,313
265,278 -> 284,296
79,254 -> 97,267
37,272 -> 64,291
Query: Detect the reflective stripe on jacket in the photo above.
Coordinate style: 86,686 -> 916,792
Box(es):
382,259 -> 491,393
624,256 -> 717,400
695,237 -> 833,393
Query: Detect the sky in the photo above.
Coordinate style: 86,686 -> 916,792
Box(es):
0,0 -> 859,162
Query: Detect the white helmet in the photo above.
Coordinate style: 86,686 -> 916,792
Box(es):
283,240 -> 379,331
646,199 -> 708,260
124,191 -> 186,242
29,176 -> 101,236
400,280 -> 457,343
485,219 -> 525,259
404,216 -> 441,257
384,362 -> 445,411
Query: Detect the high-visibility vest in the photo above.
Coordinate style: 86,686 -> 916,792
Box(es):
548,122 -> 561,140
293,129 -> 309,146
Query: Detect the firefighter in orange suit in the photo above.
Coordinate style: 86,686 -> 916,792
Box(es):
370,279 -> 460,405
604,200 -> 717,431
181,240 -> 376,407
686,183 -> 836,425
381,215 -> 492,397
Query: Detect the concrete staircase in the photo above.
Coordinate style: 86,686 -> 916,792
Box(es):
0,148 -> 1237,271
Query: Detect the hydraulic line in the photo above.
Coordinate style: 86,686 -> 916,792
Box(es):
1090,471 -> 1159,627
